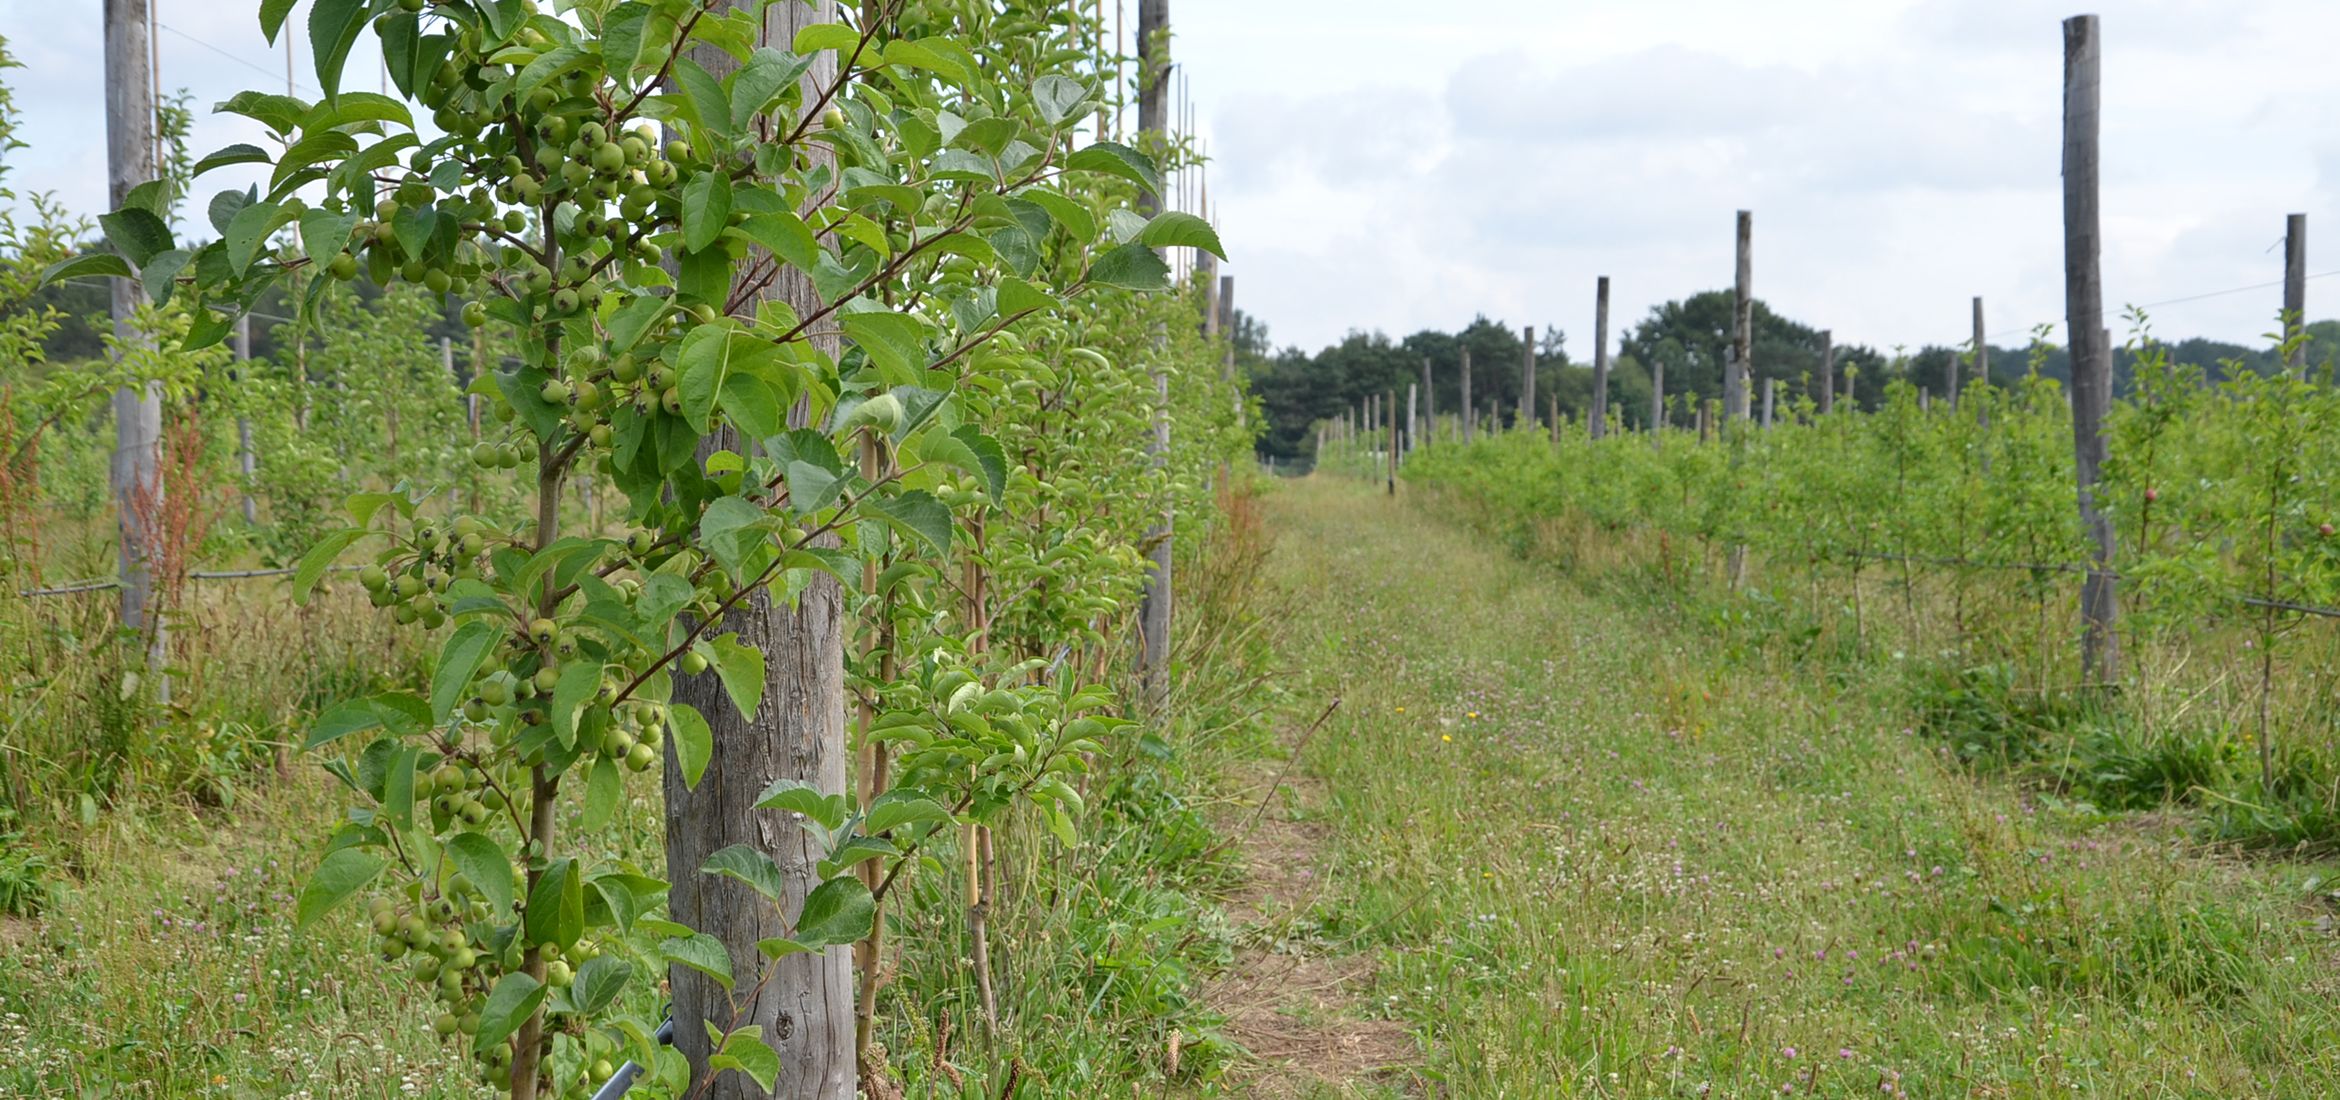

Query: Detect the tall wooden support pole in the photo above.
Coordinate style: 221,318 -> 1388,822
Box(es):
2286,213 -> 2308,375
662,5 -> 854,1098
1419,356 -> 1432,448
1650,358 -> 1665,448
1729,210 -> 1753,421
1971,297 -> 1988,396
1519,325 -> 1537,430
105,0 -> 164,700
235,315 -> 257,524
1406,382 -> 1418,457
1459,346 -> 1474,443
1134,0 -> 1172,712
1384,389 -> 1397,496
2063,13 -> 2119,685
1818,329 -> 1835,414
1590,276 -> 1612,440
1762,378 -> 1776,428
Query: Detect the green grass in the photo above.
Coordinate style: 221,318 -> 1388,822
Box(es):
1262,476 -> 2340,1097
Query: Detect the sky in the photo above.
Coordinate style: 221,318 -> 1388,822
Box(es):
3,0 -> 2335,359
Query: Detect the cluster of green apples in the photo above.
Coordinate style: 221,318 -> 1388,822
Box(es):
357,515 -> 500,628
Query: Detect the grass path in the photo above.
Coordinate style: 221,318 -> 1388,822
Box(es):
1237,475 -> 2340,1097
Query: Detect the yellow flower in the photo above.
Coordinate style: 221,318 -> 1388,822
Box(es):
1440,734 -> 1452,742
1466,711 -> 1479,719
1395,706 -> 1406,713
1482,871 -> 1494,878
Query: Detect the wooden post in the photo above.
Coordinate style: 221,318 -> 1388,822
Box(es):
662,4 -> 855,1098
1818,329 -> 1835,414
1459,345 -> 1474,443
1650,358 -> 1665,448
1406,382 -> 1418,457
2064,12 -> 2119,685
1419,356 -> 1432,448
1762,377 -> 1776,427
1385,389 -> 1397,496
1590,276 -> 1611,440
1548,393 -> 1559,446
235,315 -> 257,524
1843,363 -> 1854,409
1519,325 -> 1536,430
1134,0 -> 1173,713
1729,210 -> 1753,421
105,0 -> 164,701
2286,213 -> 2308,374
1971,297 -> 1988,396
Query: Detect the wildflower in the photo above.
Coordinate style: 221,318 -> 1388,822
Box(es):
1467,711 -> 1479,718
1441,734 -> 1452,742
1395,706 -> 1406,713
1783,1047 -> 1798,1059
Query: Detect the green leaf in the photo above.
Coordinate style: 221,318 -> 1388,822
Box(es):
526,858 -> 587,951
582,757 -> 621,832
260,0 -> 298,44
224,199 -> 287,276
699,495 -> 768,577
429,621 -> 498,723
601,3 -> 654,85
709,1029 -> 781,1092
862,490 -> 954,555
140,250 -> 191,309
605,293 -> 669,352
473,972 -> 546,1050
1066,141 -> 1160,197
1138,211 -> 1227,259
1032,74 -> 1088,126
672,55 -> 730,136
862,791 -> 951,836
570,956 -> 632,1016
785,457 -> 845,517
729,48 -> 811,131
669,703 -> 713,790
636,573 -> 694,630
737,213 -> 819,273
792,23 -> 862,55
294,848 -> 383,930
445,832 -> 515,915
309,0 -> 371,101
753,777 -> 848,831
298,208 -> 359,265
100,208 -> 173,266
792,875 -> 874,948
706,634 -> 765,722
659,931 -> 734,991
839,311 -> 926,386
38,252 -> 132,287
918,426 -> 1008,503
551,661 -> 604,748
1086,242 -> 1171,291
703,844 -> 789,904
292,528 -> 362,604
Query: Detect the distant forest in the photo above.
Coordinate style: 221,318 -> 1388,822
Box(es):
1240,290 -> 2340,466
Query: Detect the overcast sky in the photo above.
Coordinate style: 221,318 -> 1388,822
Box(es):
5,1 -> 2333,358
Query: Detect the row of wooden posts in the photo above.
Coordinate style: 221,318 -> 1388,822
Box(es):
1327,15 -> 2308,690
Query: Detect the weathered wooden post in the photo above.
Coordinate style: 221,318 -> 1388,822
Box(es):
1971,297 -> 1988,395
1419,356 -> 1432,448
660,4 -> 855,1097
2285,213 -> 2307,374
1729,210 -> 1753,421
1650,358 -> 1665,449
235,315 -> 257,524
1134,0 -> 1173,712
1590,276 -> 1611,440
1818,329 -> 1835,414
106,0 -> 165,700
1460,346 -> 1474,443
1762,378 -> 1776,427
2064,12 -> 2120,684
1385,388 -> 1397,496
1406,382 -> 1418,458
1519,325 -> 1537,431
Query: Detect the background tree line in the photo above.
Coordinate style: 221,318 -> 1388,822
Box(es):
1239,289 -> 2340,467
